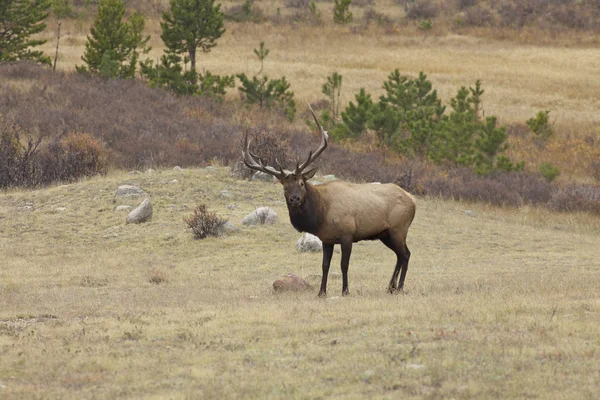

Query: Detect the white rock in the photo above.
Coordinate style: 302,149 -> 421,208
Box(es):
173,166 -> 183,172
126,199 -> 153,224
115,185 -> 146,197
115,205 -> 132,212
296,233 -> 323,252
55,207 -> 67,212
241,207 -> 278,225
223,222 -> 241,233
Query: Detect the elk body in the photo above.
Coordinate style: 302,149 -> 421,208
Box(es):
243,107 -> 416,296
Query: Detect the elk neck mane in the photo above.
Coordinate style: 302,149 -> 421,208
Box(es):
287,182 -> 325,235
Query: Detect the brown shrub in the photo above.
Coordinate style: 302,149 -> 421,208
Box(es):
40,133 -> 107,183
406,0 -> 440,20
184,204 -> 228,239
0,118 -> 43,188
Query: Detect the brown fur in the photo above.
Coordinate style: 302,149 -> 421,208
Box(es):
281,176 -> 416,296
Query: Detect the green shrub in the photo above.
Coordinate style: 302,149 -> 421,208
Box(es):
526,110 -> 553,141
539,162 -> 560,182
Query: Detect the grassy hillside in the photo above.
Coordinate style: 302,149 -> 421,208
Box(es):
1,167 -> 599,398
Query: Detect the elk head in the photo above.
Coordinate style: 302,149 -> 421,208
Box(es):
242,105 -> 329,209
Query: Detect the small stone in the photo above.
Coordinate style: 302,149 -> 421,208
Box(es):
406,363 -> 426,370
128,170 -> 142,175
227,204 -> 238,210
55,207 -> 67,212
463,210 -> 477,217
553,224 -> 568,231
126,199 -> 153,224
272,273 -> 312,292
220,190 -> 234,199
173,166 -> 183,172
115,205 -> 132,212
167,179 -> 178,184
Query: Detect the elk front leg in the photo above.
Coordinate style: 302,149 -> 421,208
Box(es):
318,243 -> 334,297
340,238 -> 353,296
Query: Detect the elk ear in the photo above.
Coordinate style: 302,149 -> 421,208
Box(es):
302,167 -> 318,181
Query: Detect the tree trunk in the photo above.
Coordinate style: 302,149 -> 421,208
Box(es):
189,46 -> 196,71
53,21 -> 62,72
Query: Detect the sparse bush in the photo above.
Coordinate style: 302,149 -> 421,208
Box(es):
0,119 -> 42,188
592,161 -> 600,183
405,0 -> 439,20
333,0 -> 352,24
184,204 -> 228,239
148,268 -> 168,284
224,0 -> 265,22
243,128 -> 290,171
539,162 -> 560,182
363,8 -> 393,26
285,0 -> 310,8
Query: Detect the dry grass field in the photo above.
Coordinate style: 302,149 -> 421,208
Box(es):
39,17 -> 600,134
1,167 -> 599,398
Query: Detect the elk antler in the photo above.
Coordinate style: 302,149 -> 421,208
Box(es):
242,130 -> 286,180
295,104 -> 329,175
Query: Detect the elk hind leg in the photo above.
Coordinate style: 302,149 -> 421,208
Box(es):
381,232 -> 410,293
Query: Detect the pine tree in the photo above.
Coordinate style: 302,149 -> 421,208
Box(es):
333,0 -> 352,24
76,0 -> 150,78
161,0 -> 225,71
340,88 -> 373,138
0,0 -> 52,65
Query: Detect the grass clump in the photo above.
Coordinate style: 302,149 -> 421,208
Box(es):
184,204 -> 228,239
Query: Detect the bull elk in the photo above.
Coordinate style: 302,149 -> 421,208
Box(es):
243,106 -> 416,296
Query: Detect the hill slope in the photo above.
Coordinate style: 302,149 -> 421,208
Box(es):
1,167 -> 599,398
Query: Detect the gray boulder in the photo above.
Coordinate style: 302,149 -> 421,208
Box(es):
115,185 -> 146,198
296,233 -> 323,252
273,273 -> 312,292
242,207 -> 278,225
223,222 -> 241,233
126,199 -> 153,224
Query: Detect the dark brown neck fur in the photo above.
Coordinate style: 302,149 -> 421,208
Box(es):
287,183 -> 325,234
